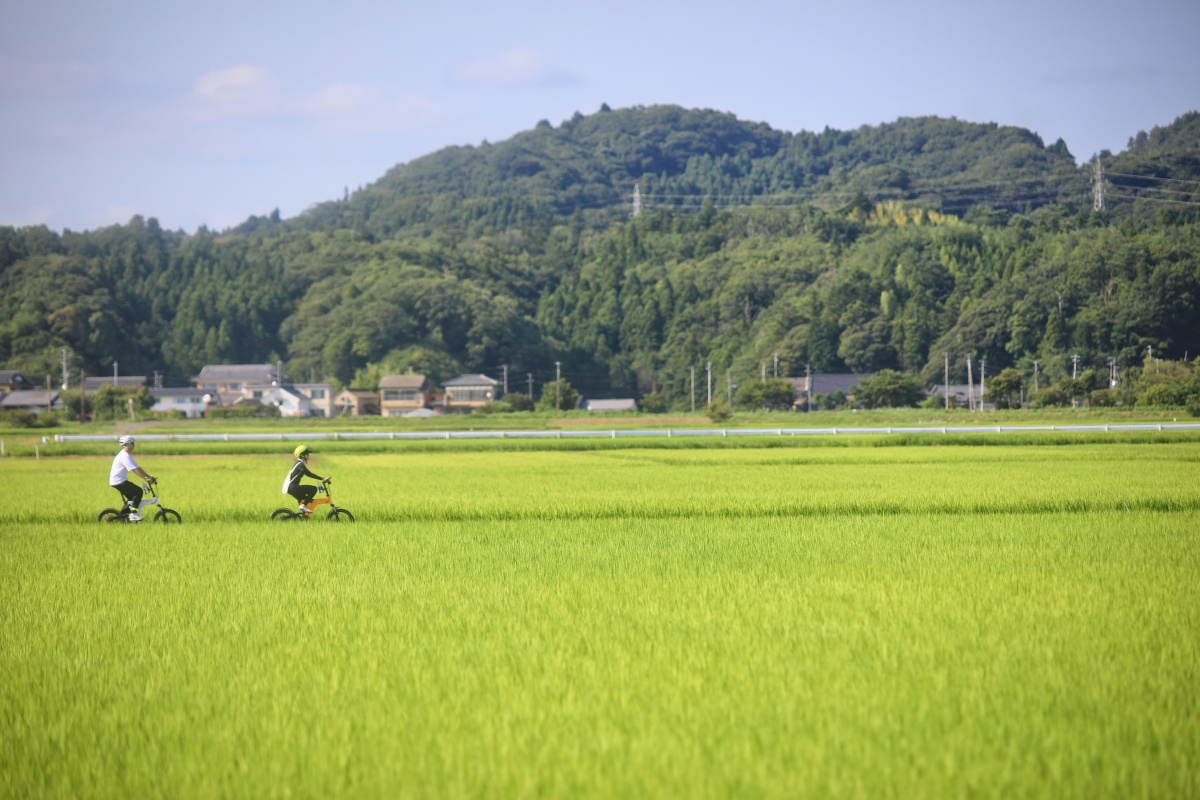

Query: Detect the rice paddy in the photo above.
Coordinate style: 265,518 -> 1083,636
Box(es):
1,441 -> 1197,797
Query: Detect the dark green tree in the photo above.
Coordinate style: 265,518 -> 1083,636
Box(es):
853,369 -> 925,408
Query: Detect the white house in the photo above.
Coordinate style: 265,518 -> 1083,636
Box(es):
149,388 -> 208,418
261,386 -> 313,418
194,364 -> 333,417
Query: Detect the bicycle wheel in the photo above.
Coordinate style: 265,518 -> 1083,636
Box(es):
270,508 -> 298,521
97,508 -> 125,523
155,508 -> 182,524
326,508 -> 355,522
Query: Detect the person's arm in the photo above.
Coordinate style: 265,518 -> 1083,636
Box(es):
132,466 -> 156,483
301,464 -> 328,482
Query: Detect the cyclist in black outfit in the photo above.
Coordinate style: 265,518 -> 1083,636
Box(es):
282,445 -> 330,516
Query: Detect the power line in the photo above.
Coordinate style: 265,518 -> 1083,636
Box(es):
1105,170 -> 1200,186
1107,193 -> 1200,207
1105,182 -> 1199,197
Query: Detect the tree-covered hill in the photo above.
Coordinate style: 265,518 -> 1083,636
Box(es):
293,106 -> 1084,239
1,106 -> 1198,407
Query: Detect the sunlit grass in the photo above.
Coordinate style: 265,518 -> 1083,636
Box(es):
1,444 -> 1198,797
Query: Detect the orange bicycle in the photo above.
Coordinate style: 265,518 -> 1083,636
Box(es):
270,480 -> 354,522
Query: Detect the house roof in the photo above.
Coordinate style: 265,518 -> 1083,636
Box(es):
84,376 -> 147,390
443,373 -> 500,387
792,373 -> 875,396
336,388 -> 378,398
0,370 -> 28,385
150,388 -> 206,399
214,391 -> 254,407
379,374 -> 428,390
0,390 -> 59,408
930,384 -> 976,399
263,387 -> 310,408
584,399 -> 639,412
196,364 -> 277,383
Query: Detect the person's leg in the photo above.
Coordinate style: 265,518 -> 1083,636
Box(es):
290,486 -> 317,513
115,481 -> 143,517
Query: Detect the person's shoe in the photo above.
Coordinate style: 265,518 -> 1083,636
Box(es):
128,513 -> 144,522
298,504 -> 312,515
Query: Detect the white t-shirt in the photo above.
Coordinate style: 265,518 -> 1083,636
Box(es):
110,449 -> 140,486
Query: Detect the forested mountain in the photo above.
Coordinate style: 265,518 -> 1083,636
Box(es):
2,106 -> 1198,405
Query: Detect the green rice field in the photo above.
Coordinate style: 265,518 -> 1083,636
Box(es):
1,441 -> 1198,797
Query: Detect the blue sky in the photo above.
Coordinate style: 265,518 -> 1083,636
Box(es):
1,0 -> 1197,233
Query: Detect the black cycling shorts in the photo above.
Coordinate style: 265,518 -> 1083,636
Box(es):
113,480 -> 143,509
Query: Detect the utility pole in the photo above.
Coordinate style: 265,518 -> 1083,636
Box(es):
761,361 -> 766,384
773,353 -> 779,379
555,361 -> 561,410
277,360 -> 283,386
1071,354 -> 1081,379
61,349 -> 69,391
527,373 -> 534,400
727,369 -> 733,405
966,354 -> 975,412
80,369 -> 86,421
502,365 -> 508,395
980,358 -> 987,409
805,363 -> 811,413
690,366 -> 696,413
706,362 -> 712,405
1093,156 -> 1105,212
631,183 -> 642,218
113,360 -> 118,386
1033,361 -> 1039,393
944,353 -> 950,411
1108,357 -> 1117,388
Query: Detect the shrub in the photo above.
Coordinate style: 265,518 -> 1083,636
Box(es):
476,401 -> 513,415
536,380 -> 579,412
853,370 -> 924,409
1031,387 -> 1070,407
704,400 -> 732,422
1137,382 -> 1192,407
735,379 -> 796,411
1187,394 -> 1200,418
505,393 -> 534,412
0,410 -> 36,428
640,392 -> 668,414
207,404 -> 281,418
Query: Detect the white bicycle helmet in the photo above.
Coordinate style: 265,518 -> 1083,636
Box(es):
118,435 -> 135,446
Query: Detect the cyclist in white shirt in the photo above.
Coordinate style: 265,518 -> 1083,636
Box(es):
110,435 -> 156,521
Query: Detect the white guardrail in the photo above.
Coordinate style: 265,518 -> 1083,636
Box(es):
52,423 -> 1200,443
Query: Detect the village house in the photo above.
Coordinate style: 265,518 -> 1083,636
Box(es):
0,370 -> 31,393
193,364 -> 333,417
379,374 -> 431,417
0,390 -> 62,415
334,388 -> 380,416
788,373 -> 876,411
442,374 -> 502,413
149,388 -> 208,418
